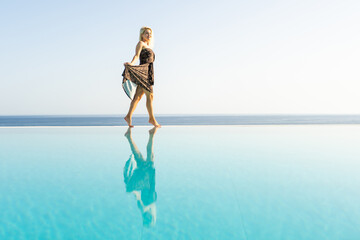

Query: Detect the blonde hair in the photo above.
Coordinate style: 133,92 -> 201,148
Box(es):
139,26 -> 154,48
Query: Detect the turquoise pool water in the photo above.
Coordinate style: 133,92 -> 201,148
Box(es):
1,126 -> 359,239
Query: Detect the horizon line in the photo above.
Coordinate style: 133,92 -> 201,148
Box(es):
1,113 -> 360,118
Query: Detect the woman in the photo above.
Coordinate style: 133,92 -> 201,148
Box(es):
122,26 -> 161,128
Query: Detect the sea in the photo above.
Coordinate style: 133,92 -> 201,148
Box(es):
1,114 -> 360,126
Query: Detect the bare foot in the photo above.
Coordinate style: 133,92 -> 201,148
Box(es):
124,116 -> 134,128
149,126 -> 158,135
149,119 -> 161,128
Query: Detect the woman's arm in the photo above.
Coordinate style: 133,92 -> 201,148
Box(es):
125,41 -> 143,66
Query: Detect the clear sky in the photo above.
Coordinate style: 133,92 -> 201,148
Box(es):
1,0 -> 359,115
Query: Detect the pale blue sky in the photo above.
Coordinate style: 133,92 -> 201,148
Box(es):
1,0 -> 359,115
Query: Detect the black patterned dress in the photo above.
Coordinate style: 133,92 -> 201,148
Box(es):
122,48 -> 155,93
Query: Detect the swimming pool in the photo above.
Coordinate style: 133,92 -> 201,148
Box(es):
1,126 -> 359,239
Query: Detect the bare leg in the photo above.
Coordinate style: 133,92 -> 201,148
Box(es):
144,90 -> 161,128
124,87 -> 144,127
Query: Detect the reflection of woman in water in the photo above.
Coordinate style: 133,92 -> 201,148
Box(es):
123,127 -> 157,227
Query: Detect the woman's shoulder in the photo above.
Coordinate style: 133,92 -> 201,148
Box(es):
137,41 -> 151,50
137,41 -> 147,48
